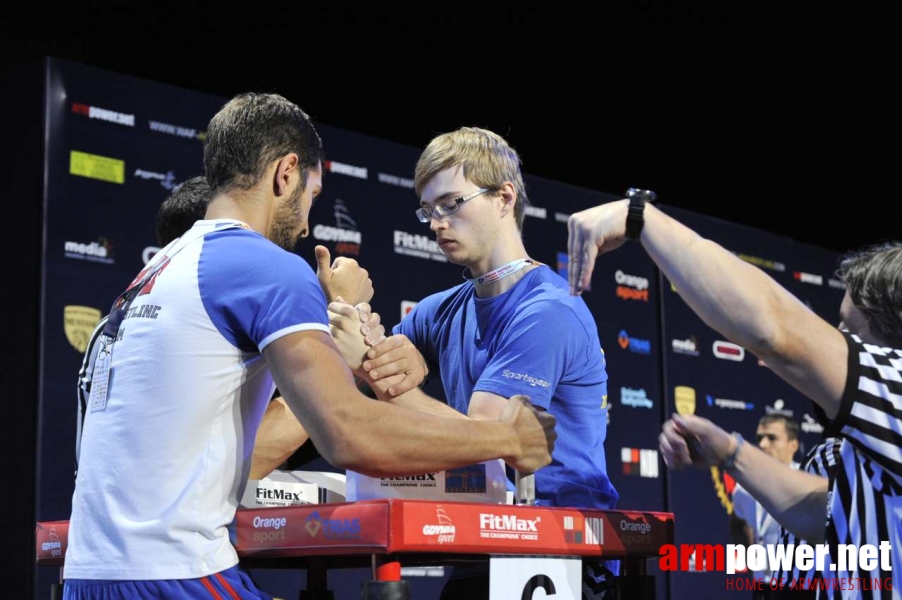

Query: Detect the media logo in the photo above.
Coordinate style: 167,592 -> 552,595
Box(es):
64,237 -> 115,264
617,330 -> 651,354
70,150 -> 125,184
324,159 -> 367,179
672,336 -> 700,356
313,199 -> 362,256
71,102 -> 135,127
622,448 -> 659,478
713,340 -> 745,362
64,305 -> 102,353
422,506 -> 456,544
393,231 -> 447,262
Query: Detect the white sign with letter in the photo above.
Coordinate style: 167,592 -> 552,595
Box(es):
489,556 -> 581,599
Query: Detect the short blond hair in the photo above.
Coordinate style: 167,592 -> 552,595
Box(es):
414,127 -> 529,230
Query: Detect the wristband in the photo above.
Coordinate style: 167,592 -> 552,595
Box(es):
721,431 -> 745,471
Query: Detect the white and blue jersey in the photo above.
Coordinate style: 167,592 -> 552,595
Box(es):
395,266 -> 618,510
65,220 -> 329,581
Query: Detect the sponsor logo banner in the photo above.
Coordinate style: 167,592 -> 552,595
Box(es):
620,387 -> 653,409
148,120 -> 205,141
706,395 -> 755,411
794,271 -> 823,286
64,237 -> 115,264
70,150 -> 125,184
312,199 -> 362,256
525,205 -> 547,219
133,168 -> 177,190
674,386 -> 696,415
393,230 -> 447,262
71,102 -> 135,127
617,330 -> 651,354
713,340 -> 745,362
325,160 -> 367,179
672,336 -> 700,356
622,448 -> 659,478
64,305 -> 102,353
377,172 -> 415,188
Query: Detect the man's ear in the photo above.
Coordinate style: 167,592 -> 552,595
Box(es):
273,153 -> 299,197
498,181 -> 517,217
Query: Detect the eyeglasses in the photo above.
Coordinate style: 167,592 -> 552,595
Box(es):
415,188 -> 490,223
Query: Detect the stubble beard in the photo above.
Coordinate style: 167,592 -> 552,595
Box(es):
270,185 -> 304,252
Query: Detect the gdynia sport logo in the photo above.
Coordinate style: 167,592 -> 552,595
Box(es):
659,541 -> 893,592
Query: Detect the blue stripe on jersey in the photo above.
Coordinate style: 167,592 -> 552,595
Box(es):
198,228 -> 329,352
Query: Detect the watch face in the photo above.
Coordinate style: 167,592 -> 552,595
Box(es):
626,188 -> 657,202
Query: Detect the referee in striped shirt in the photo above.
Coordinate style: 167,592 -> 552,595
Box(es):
567,197 -> 901,600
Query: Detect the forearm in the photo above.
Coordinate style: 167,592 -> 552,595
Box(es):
266,332 -> 522,477
729,443 -> 828,543
340,401 -> 519,476
249,397 -> 310,479
375,385 -> 468,419
641,203 -> 798,357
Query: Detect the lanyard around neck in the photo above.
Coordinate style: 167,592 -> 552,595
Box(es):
463,258 -> 539,286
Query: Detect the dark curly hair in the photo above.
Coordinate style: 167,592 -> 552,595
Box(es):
837,241 -> 902,348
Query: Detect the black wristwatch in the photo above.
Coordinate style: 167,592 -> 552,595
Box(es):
625,188 -> 657,241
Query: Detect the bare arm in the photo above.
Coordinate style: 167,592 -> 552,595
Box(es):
263,330 -> 556,476
379,386 -> 470,418
249,396 -> 310,479
467,391 -> 509,420
569,200 -> 848,419
660,414 -> 828,542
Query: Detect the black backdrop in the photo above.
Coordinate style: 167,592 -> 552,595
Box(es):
17,58 -> 844,599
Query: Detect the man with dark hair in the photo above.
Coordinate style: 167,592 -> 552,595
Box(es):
64,94 -> 556,599
731,413 -> 802,595
568,196 -> 902,598
154,175 -> 210,247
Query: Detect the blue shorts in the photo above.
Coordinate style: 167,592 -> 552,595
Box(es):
63,565 -> 273,599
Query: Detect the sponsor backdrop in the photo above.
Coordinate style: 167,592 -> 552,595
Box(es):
34,59 -> 841,599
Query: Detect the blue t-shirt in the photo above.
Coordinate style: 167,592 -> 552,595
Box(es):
394,266 -> 618,510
